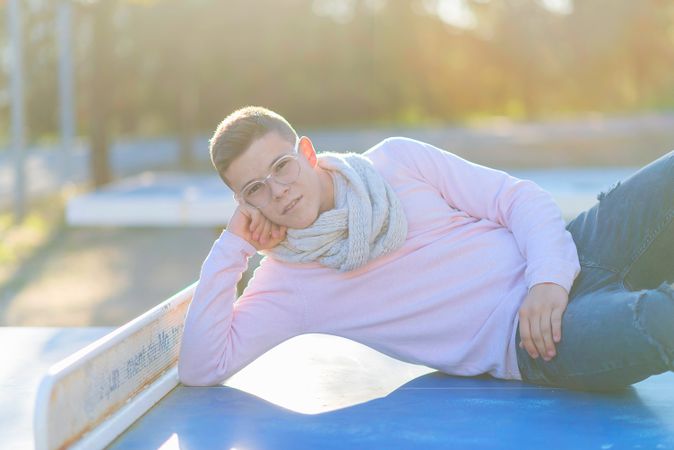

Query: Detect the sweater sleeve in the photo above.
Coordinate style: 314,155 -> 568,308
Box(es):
377,137 -> 581,293
178,230 -> 304,386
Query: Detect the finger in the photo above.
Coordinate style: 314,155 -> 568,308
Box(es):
530,313 -> 545,359
271,223 -> 280,239
539,312 -> 556,359
261,219 -> 272,244
248,209 -> 260,233
252,215 -> 266,241
551,307 -> 563,344
519,316 -> 538,359
277,225 -> 287,240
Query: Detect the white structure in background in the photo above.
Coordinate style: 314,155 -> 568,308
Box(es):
65,167 -> 638,228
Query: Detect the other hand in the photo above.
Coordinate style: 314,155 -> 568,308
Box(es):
227,205 -> 287,251
518,282 -> 569,361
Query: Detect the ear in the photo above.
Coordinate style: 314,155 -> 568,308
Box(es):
298,136 -> 318,167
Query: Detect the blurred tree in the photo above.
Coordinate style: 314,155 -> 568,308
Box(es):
87,0 -> 115,187
568,0 -> 674,111
118,0 -> 204,169
3,0 -> 674,156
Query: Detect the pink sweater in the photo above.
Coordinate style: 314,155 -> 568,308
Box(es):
178,137 -> 581,386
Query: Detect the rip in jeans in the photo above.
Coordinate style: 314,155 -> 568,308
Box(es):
597,180 -> 622,202
632,281 -> 674,370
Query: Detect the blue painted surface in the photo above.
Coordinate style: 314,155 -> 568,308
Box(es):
509,167 -> 638,196
110,371 -> 674,449
0,327 -> 115,449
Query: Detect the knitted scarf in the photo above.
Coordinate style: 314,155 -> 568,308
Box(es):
263,152 -> 408,272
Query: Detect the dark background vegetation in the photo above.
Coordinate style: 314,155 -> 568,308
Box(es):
3,0 -> 673,141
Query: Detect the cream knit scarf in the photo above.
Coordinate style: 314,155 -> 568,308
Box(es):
264,152 -> 408,272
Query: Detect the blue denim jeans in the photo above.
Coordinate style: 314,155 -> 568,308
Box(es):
515,150 -> 674,391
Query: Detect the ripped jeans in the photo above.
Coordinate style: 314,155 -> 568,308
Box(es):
516,150 -> 674,391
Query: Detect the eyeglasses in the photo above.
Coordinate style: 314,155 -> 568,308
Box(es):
236,141 -> 302,209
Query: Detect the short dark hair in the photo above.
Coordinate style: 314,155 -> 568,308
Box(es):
209,106 -> 298,187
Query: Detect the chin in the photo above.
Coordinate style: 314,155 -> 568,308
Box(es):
287,210 -> 319,230
290,217 -> 314,230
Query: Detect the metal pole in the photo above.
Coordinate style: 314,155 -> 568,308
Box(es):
57,0 -> 75,186
7,0 -> 26,223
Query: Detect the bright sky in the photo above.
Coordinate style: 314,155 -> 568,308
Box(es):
433,0 -> 573,29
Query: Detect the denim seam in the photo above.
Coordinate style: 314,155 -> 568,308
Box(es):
579,260 -> 620,273
518,352 -> 557,385
523,356 -> 645,383
581,180 -> 625,273
518,365 -> 550,385
621,277 -> 633,292
562,361 -> 663,380
620,206 -> 674,284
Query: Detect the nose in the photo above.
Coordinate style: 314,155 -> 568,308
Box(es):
268,179 -> 290,199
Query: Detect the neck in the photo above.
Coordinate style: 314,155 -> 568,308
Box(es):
317,167 -> 335,214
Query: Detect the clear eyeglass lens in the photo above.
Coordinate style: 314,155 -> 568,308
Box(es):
243,182 -> 268,207
243,157 -> 300,207
273,157 -> 300,183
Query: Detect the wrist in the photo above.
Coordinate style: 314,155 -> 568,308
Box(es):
220,229 -> 257,255
529,282 -> 568,294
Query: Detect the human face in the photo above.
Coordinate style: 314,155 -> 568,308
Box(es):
224,132 -> 333,229
236,140 -> 301,209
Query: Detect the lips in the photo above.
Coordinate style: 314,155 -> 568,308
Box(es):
282,196 -> 301,215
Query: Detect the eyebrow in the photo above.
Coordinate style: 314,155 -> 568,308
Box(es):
239,153 -> 292,191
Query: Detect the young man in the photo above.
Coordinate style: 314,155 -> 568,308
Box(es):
178,106 -> 674,391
